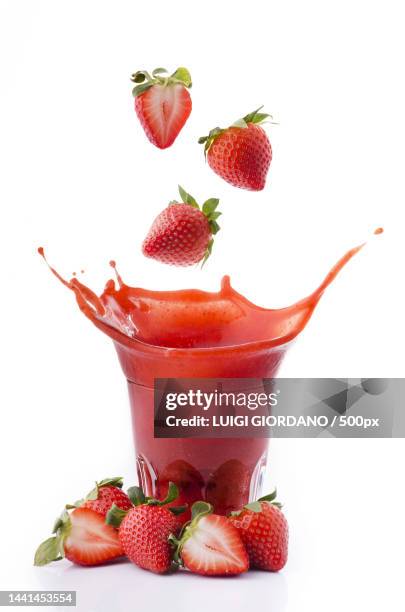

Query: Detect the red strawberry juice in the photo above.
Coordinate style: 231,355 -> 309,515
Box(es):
39,238 -> 373,518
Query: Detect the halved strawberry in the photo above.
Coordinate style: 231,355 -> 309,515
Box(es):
132,67 -> 192,149
34,507 -> 123,567
171,502 -> 249,576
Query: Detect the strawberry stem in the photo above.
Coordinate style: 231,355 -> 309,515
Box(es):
199,107 -> 276,155
105,503 -> 128,528
34,509 -> 71,566
131,67 -> 192,97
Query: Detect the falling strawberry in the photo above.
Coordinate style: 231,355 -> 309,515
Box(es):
228,490 -> 288,571
199,107 -> 273,191
142,186 -> 221,266
81,477 -> 133,517
106,483 -> 185,574
171,502 -> 249,576
131,67 -> 192,149
34,507 -> 123,567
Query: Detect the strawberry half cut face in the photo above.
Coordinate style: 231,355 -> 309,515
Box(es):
132,67 -> 192,149
173,502 -> 249,576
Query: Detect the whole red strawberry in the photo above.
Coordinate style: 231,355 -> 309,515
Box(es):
106,483 -> 184,574
142,186 -> 221,266
131,67 -> 192,149
82,477 -> 132,517
199,107 -> 273,191
228,490 -> 288,571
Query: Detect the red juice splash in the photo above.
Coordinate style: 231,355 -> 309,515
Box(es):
38,231 -> 382,517
38,236 -> 374,355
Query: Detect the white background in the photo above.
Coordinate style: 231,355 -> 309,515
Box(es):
1,1 -> 404,610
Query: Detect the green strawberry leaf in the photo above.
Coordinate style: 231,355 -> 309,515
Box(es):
232,118 -> 248,128
130,70 -> 152,84
201,239 -> 214,268
210,220 -> 220,235
244,501 -> 262,512
191,501 -> 213,521
85,477 -> 123,502
52,509 -> 70,534
159,482 -> 179,506
168,533 -> 183,565
243,106 -> 273,125
132,82 -> 154,97
168,504 -> 188,516
34,536 -> 64,567
171,67 -> 192,87
152,67 -> 168,77
65,499 -> 83,510
98,477 -> 124,489
257,489 -> 282,507
127,485 -> 146,506
178,185 -> 199,208
105,503 -> 129,528
250,112 -> 272,123
258,489 -> 277,503
85,484 -> 99,502
202,198 -> 219,215
198,127 -> 224,156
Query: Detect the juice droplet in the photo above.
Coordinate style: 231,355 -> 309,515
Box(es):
38,247 -> 105,317
109,260 -> 124,287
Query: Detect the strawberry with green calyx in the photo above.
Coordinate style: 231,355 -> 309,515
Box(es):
106,482 -> 186,574
131,67 -> 192,149
34,507 -> 123,567
64,477 -> 133,519
142,185 -> 222,267
81,476 -> 133,517
199,106 -> 274,191
169,501 -> 249,576
228,489 -> 288,571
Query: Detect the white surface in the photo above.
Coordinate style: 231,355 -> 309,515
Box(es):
1,1 -> 405,611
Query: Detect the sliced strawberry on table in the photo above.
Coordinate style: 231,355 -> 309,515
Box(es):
171,502 -> 249,576
228,489 -> 289,571
106,482 -> 185,574
142,185 -> 222,267
34,507 -> 123,567
199,107 -> 274,191
132,67 -> 192,149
